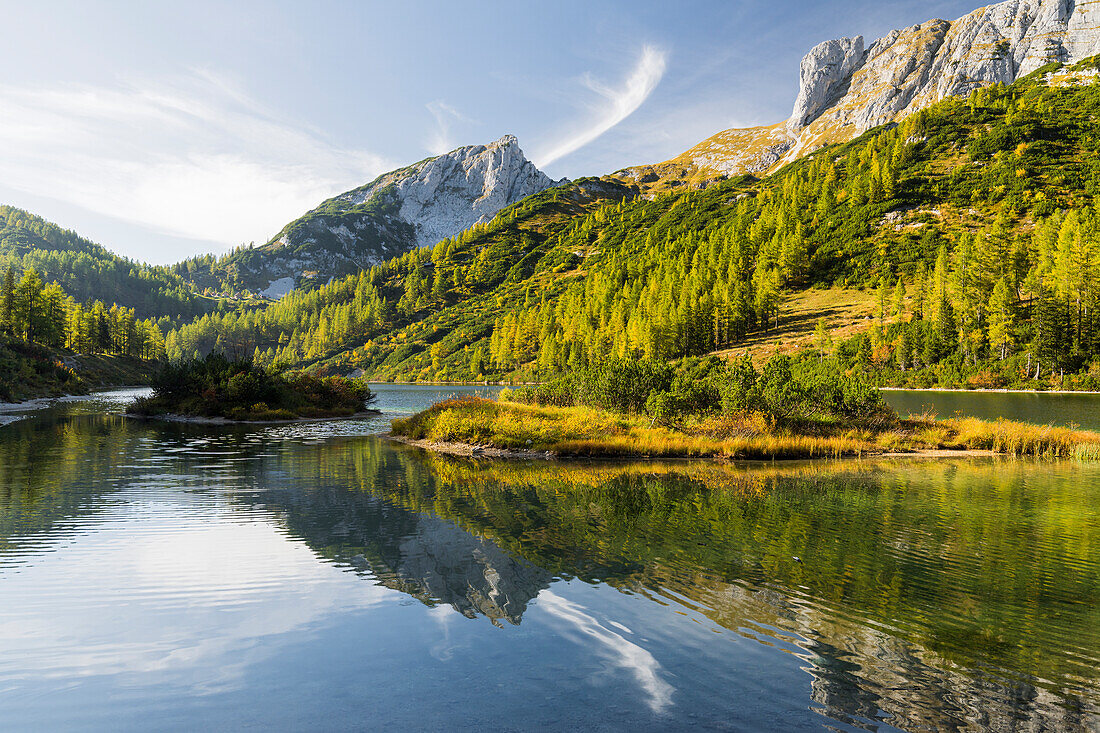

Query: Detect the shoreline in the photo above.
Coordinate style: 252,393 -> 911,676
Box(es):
361,382 -> 1100,396
0,385 -> 149,413
388,435 -> 556,459
126,409 -> 382,426
387,435 -> 997,462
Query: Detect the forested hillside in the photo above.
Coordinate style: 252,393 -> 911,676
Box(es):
165,59 -> 1100,389
166,178 -> 639,368
0,206 -> 214,321
0,264 -> 166,400
1,266 -> 166,360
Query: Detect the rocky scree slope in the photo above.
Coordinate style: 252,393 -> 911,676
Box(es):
209,135 -> 563,298
622,0 -> 1100,189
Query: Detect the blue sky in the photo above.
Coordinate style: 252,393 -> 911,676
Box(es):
0,0 -> 983,264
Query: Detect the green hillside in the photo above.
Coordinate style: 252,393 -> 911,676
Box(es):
0,206 -> 214,322
168,59 -> 1100,390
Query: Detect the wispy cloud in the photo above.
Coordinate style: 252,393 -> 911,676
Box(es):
0,71 -> 393,247
534,46 -> 667,168
425,100 -> 475,155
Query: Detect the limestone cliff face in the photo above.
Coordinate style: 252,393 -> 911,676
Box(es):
789,36 -> 866,130
336,134 -> 561,252
626,0 -> 1100,188
222,135 -> 562,298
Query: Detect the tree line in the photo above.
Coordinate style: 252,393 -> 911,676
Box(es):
1,266 -> 166,360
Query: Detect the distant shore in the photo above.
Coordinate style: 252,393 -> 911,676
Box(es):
0,386 -> 148,413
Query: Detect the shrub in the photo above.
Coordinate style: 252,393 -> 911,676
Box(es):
576,358 -> 673,414
645,377 -> 721,427
758,355 -> 808,419
514,376 -> 577,407
717,355 -> 761,413
966,370 -> 1007,390
133,353 -> 374,420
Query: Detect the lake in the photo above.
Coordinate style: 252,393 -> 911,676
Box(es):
0,386 -> 1097,731
884,388 -> 1100,430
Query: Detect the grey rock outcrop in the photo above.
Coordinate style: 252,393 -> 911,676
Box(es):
336,134 -> 562,251
787,0 -> 1100,156
789,36 -> 866,129
218,135 -> 563,297
655,0 -> 1100,183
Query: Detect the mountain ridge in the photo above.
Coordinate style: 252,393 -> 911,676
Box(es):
621,0 -> 1100,190
195,135 -> 563,298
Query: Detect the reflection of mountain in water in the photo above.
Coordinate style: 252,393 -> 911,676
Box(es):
695,580 -> 1095,732
386,516 -> 550,625
238,481 -> 552,627
276,443 -> 1096,733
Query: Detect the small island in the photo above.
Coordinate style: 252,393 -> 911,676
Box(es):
128,353 -> 376,423
391,355 -> 1100,461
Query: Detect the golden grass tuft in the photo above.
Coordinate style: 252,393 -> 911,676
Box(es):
937,417 -> 1100,458
392,397 -> 1100,462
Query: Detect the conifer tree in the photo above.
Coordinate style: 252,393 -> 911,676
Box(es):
987,279 -> 1015,360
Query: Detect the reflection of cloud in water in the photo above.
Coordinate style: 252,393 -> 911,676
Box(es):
428,604 -> 464,662
0,499 -> 392,692
538,591 -> 674,715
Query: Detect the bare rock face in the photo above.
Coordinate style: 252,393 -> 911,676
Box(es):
789,36 -> 866,130
790,0 -> 1100,135
651,0 -> 1100,184
224,135 -> 562,297
338,134 -> 562,251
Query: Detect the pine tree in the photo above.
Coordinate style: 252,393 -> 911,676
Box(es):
892,278 -> 906,321
0,266 -> 14,337
13,268 -> 44,343
987,279 -> 1015,360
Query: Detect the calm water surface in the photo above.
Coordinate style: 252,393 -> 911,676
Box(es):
885,389 -> 1100,430
0,386 -> 1097,731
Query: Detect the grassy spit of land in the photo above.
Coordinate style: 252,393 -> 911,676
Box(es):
391,396 -> 1100,460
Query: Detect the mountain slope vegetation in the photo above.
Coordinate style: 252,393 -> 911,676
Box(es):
165,60 -> 1100,390
0,206 -> 213,321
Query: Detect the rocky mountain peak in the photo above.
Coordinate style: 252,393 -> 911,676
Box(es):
788,0 -> 1100,141
337,133 -> 562,251
217,135 -> 563,298
789,36 -> 866,130
629,0 -> 1100,189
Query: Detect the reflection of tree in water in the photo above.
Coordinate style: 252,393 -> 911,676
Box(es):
0,414 -> 150,551
262,440 -> 1098,732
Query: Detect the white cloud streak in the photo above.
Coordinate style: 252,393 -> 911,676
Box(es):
534,46 -> 667,168
538,591 -> 674,714
0,72 -> 393,247
425,100 -> 474,155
